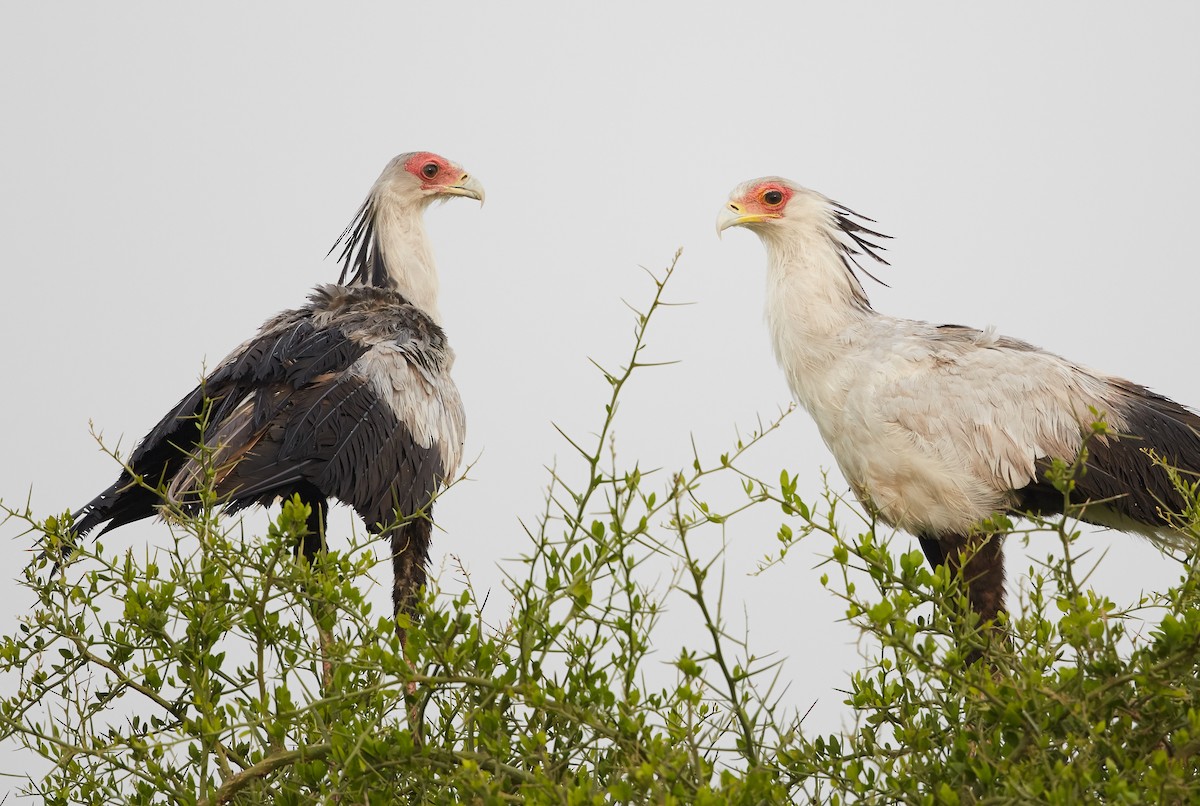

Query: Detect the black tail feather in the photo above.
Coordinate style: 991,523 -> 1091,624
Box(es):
1016,382 -> 1200,545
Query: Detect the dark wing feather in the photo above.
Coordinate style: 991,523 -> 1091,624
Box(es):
214,371 -> 444,532
69,285 -> 456,599
70,303 -> 369,539
1018,380 -> 1200,534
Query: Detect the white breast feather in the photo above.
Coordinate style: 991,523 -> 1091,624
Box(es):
794,319 -> 1126,535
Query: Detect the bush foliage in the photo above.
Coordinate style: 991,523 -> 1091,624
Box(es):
4,254 -> 1200,804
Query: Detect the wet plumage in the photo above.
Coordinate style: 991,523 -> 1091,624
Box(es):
69,151 -> 482,626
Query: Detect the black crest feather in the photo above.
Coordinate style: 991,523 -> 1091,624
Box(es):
329,198 -> 387,287
831,200 -> 892,290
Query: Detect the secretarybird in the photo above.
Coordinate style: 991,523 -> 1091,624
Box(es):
66,152 -> 481,632
718,176 -> 1200,630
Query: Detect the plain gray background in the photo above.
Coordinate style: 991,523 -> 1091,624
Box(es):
2,2 -> 1198,780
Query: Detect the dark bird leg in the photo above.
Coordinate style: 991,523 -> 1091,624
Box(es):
940,533 -> 1007,624
917,536 -> 946,569
921,532 -> 1008,661
387,514 -> 434,742
291,483 -> 334,690
390,516 -> 433,646
292,482 -> 329,561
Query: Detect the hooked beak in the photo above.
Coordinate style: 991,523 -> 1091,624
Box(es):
710,202 -> 777,237
442,174 -> 486,205
716,204 -> 775,237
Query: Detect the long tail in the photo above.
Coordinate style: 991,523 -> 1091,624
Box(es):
38,487 -> 115,576
45,478 -> 152,575
1016,379 -> 1200,553
70,488 -> 118,539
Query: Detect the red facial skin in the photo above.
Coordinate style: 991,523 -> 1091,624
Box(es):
403,152 -> 461,190
737,181 -> 793,218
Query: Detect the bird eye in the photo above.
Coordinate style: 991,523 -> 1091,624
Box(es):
763,190 -> 784,205
421,162 -> 440,179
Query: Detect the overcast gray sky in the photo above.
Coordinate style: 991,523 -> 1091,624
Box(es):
2,1 -> 1198,777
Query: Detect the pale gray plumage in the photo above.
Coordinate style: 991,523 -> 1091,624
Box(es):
67,151 -> 481,627
719,176 -> 1200,627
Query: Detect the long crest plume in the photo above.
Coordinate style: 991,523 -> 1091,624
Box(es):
829,200 -> 892,290
329,196 -> 387,288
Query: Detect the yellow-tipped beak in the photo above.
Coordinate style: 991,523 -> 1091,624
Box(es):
443,174 -> 486,204
716,204 -> 774,237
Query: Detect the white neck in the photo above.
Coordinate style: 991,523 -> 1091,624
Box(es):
761,224 -> 874,411
374,201 -> 442,324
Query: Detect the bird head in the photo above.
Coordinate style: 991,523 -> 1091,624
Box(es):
375,151 -> 486,207
716,177 -> 832,240
332,151 -> 485,292
717,175 -> 891,296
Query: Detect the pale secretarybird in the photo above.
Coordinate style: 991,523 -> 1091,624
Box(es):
718,177 -> 1200,628
67,152 -> 481,627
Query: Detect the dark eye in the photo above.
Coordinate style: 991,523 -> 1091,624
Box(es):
421,162 -> 440,179
763,190 -> 783,205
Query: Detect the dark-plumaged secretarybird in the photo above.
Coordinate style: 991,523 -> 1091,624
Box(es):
718,177 -> 1200,628
67,151 -> 482,629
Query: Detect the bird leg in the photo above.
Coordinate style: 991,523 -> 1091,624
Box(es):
294,488 -> 335,692
922,532 -> 1008,661
941,532 -> 1007,623
390,517 -> 432,742
297,492 -> 329,561
390,517 -> 433,646
917,536 -> 947,570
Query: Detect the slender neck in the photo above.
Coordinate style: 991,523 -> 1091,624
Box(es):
371,200 -> 442,323
761,226 -> 875,409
